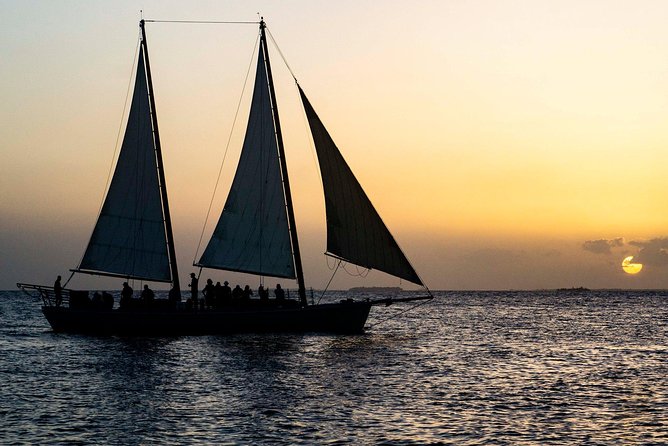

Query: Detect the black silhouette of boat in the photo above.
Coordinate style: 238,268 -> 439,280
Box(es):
18,19 -> 431,335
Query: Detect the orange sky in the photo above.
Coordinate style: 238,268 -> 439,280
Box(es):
2,1 -> 667,290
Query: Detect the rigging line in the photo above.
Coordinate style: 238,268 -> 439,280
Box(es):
62,271 -> 76,288
341,262 -> 370,278
144,19 -> 259,24
366,296 -> 434,329
74,35 -> 141,270
192,34 -> 261,264
266,28 -> 297,80
355,264 -> 370,278
325,254 -> 338,271
265,27 -> 324,244
296,82 -> 324,213
317,259 -> 342,304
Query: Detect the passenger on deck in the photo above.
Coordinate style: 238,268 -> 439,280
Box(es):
242,285 -> 253,301
274,284 -> 285,301
141,284 -> 155,306
258,285 -> 269,301
222,281 -> 232,303
203,279 -> 215,309
232,285 -> 243,300
189,273 -> 199,311
214,281 -> 223,308
120,282 -> 133,309
53,275 -> 62,307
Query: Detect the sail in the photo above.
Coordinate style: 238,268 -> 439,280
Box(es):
197,46 -> 296,279
78,47 -> 171,282
298,86 -> 423,286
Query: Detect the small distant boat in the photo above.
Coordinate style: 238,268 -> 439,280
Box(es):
18,19 -> 431,335
555,287 -> 590,294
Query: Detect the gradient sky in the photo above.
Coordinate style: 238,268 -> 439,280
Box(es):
2,0 -> 667,290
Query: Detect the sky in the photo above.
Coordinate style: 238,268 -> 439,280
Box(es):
1,0 -> 667,290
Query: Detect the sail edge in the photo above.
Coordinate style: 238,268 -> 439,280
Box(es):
299,86 -> 424,288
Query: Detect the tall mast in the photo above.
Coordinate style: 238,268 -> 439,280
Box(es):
260,19 -> 307,307
139,19 -> 181,298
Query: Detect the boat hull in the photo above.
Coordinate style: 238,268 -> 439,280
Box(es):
42,301 -> 372,335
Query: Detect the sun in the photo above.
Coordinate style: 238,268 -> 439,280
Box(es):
621,256 -> 643,275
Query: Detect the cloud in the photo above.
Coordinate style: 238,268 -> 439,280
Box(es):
582,238 -> 624,254
629,238 -> 668,266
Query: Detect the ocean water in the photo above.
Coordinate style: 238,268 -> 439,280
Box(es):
1,289 -> 666,445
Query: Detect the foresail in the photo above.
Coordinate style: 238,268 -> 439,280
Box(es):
299,86 -> 423,286
197,46 -> 296,279
78,47 -> 171,282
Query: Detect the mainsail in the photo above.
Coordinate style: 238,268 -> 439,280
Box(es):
299,86 -> 423,286
197,44 -> 296,279
77,46 -> 171,282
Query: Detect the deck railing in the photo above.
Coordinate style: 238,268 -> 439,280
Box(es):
16,283 -> 71,308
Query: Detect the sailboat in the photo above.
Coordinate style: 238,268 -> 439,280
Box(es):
17,19 -> 432,335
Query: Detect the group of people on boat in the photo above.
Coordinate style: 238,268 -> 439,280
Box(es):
118,282 -> 158,308
53,274 -> 291,311
186,273 -> 286,310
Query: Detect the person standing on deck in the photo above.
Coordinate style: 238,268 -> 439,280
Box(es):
53,275 -> 62,307
188,273 -> 199,310
274,284 -> 285,301
203,279 -> 215,309
141,285 -> 155,306
258,285 -> 269,301
222,281 -> 232,304
120,282 -> 133,309
242,285 -> 253,301
214,281 -> 223,308
232,285 -> 243,300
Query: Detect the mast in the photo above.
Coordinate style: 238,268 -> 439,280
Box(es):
260,19 -> 307,306
139,19 -> 181,298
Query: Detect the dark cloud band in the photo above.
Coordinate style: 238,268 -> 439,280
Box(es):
582,238 -> 624,255
629,238 -> 668,266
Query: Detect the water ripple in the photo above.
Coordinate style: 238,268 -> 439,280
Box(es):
1,290 -> 667,444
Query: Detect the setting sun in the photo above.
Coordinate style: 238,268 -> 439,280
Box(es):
622,256 -> 643,275
2,2 -> 668,291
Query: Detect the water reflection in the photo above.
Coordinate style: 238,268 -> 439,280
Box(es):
0,290 -> 667,444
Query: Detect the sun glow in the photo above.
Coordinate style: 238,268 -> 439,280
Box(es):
622,256 -> 643,275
